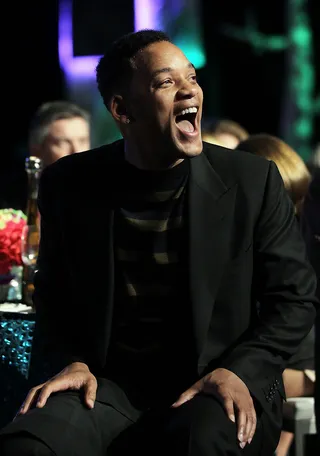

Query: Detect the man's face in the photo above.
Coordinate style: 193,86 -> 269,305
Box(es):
125,41 -> 203,164
40,117 -> 90,166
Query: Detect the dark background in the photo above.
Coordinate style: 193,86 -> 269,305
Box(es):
73,0 -> 134,57
2,0 -> 320,209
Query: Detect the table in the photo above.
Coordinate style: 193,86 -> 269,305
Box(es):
0,309 -> 36,428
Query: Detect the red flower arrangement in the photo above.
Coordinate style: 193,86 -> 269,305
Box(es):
0,209 -> 27,277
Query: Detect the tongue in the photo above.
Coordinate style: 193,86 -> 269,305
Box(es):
177,119 -> 194,133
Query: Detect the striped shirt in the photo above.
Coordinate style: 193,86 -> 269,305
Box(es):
107,159 -> 192,394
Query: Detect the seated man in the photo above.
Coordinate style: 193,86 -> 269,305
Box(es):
0,29 -> 318,456
0,101 -> 91,211
28,100 -> 91,167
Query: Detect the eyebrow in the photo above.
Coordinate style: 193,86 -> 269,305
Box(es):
151,62 -> 195,79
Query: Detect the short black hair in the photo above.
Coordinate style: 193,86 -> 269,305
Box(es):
96,29 -> 171,110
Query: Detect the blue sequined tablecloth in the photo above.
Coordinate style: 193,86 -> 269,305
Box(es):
0,311 -> 36,428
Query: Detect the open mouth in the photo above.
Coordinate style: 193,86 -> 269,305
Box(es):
175,107 -> 198,134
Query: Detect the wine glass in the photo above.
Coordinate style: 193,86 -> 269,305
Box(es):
21,225 -> 40,267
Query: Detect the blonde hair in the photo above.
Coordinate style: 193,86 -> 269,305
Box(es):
202,118 -> 249,145
237,134 -> 311,214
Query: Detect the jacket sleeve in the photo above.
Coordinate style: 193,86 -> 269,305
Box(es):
222,161 -> 319,403
30,165 -> 86,381
300,168 -> 320,298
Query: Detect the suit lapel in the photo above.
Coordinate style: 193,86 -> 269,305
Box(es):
188,151 -> 238,357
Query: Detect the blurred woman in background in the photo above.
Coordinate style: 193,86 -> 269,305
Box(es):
201,118 -> 249,149
237,134 -> 311,217
236,133 -> 313,456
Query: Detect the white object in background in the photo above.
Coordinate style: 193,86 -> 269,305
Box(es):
0,303 -> 33,313
283,397 -> 317,456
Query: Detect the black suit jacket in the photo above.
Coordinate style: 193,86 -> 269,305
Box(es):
31,140 -> 318,421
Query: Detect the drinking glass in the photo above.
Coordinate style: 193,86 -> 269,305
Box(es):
21,225 -> 40,267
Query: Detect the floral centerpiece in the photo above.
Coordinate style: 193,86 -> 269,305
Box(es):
0,209 -> 27,281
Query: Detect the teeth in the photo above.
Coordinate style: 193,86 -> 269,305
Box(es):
179,107 -> 198,116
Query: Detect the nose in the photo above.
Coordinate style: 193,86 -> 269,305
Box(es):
177,80 -> 198,100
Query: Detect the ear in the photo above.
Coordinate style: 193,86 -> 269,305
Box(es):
110,95 -> 130,125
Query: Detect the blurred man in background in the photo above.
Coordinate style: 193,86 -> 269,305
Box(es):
29,100 -> 91,167
0,100 -> 91,211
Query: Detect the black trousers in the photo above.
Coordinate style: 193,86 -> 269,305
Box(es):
0,386 -> 278,456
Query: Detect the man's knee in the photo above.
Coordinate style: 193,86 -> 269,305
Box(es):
190,395 -> 236,440
0,432 -> 55,456
170,394 -> 238,452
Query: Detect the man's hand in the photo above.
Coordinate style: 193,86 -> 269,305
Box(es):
172,368 -> 256,449
16,362 -> 97,416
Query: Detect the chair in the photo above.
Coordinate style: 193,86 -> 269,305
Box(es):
282,397 -> 317,455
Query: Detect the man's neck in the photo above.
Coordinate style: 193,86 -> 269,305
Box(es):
124,142 -> 183,171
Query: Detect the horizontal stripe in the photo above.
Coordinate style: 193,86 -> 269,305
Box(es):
116,248 -> 140,262
115,229 -> 186,252
119,265 -> 184,284
125,281 -> 175,297
124,216 -> 183,232
120,206 -> 184,221
145,185 -> 186,202
126,282 -> 137,297
116,248 -> 179,264
153,251 -> 179,264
